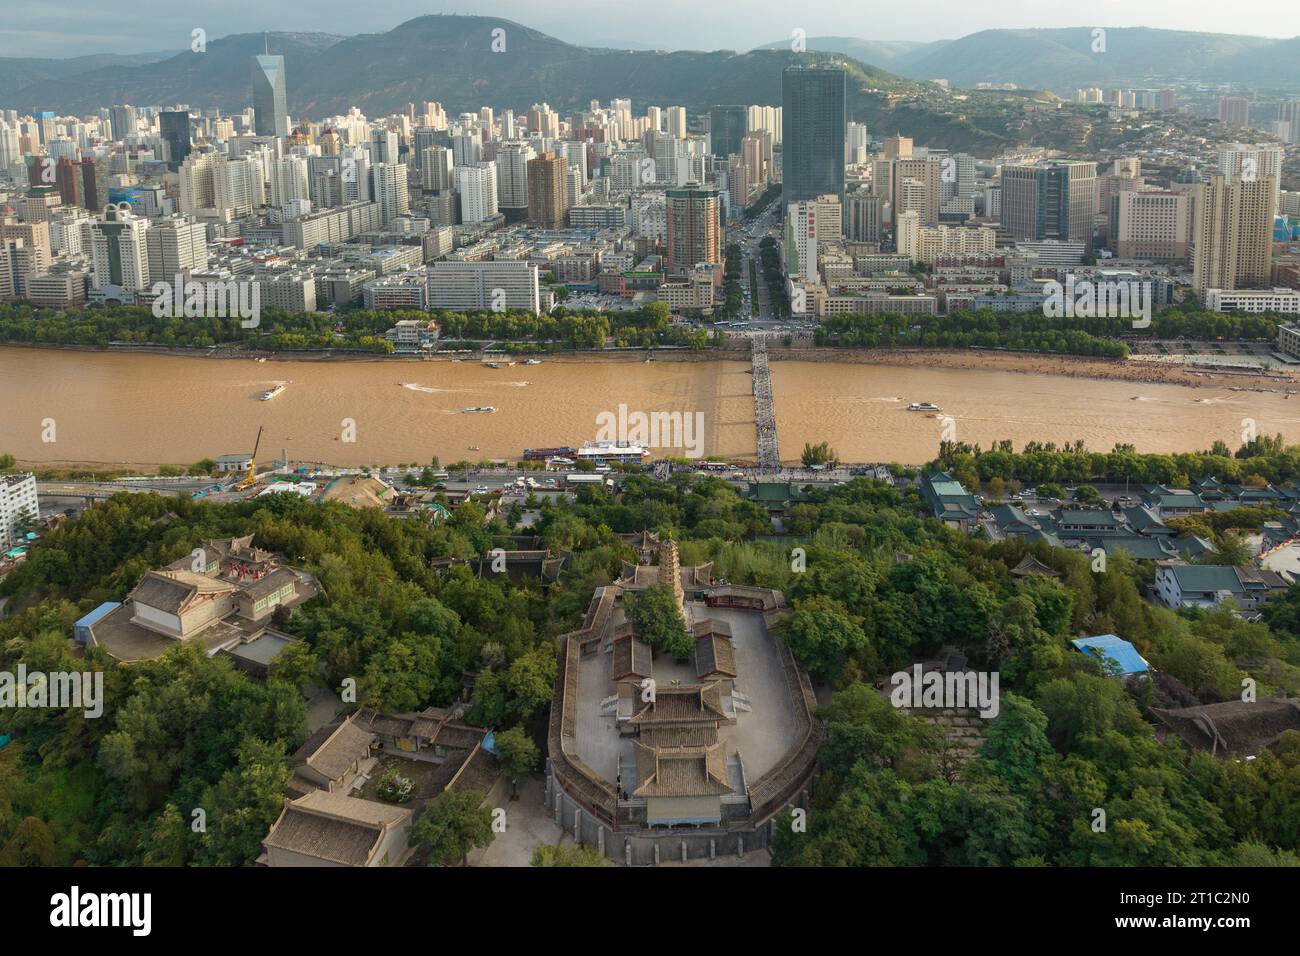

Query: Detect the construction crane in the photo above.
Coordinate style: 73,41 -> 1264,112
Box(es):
236,426 -> 264,491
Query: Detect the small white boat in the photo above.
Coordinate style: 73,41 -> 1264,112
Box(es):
462,406 -> 497,414
259,383 -> 287,401
522,358 -> 542,365
906,402 -> 941,412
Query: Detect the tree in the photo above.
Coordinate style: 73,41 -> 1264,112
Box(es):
801,441 -> 837,468
1073,484 -> 1103,506
1200,531 -> 1251,567
409,789 -> 494,866
197,736 -> 293,866
494,726 -> 539,799
624,584 -> 694,659
0,816 -> 58,866
781,595 -> 869,681
266,639 -> 319,693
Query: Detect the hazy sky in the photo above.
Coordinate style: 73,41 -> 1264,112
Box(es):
2,0 -> 1296,58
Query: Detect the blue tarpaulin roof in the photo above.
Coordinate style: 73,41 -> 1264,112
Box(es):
75,602 -> 121,630
1071,634 -> 1150,675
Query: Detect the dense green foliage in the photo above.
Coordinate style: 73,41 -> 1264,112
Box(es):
0,301 -> 710,354
3,456 -> 1299,867
624,583 -> 694,659
816,310 -> 1128,357
932,435 -> 1300,489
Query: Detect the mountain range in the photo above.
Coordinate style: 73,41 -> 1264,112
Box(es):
759,27 -> 1300,92
5,16 -> 991,145
5,21 -> 1298,117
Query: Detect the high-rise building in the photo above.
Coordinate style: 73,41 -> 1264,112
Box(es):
709,105 -> 747,159
1112,189 -> 1190,260
845,122 -> 869,166
742,129 -> 773,189
159,111 -> 191,171
1279,101 -> 1300,145
893,159 -> 942,226
527,152 -> 570,229
895,210 -> 921,261
0,123 -> 20,171
883,135 -> 912,160
496,141 -> 536,222
109,105 -> 137,141
83,203 -> 150,297
269,156 -> 310,208
1218,144 -> 1285,214
781,66 -> 846,207
452,129 -> 482,167
1001,161 -> 1097,243
251,55 -> 289,138
665,106 -> 687,139
1218,96 -> 1250,128
845,193 -> 885,242
145,216 -> 209,278
665,182 -> 721,277
0,474 -> 39,552
421,146 -> 454,191
370,127 -> 398,165
456,162 -> 499,224
785,199 -> 832,281
371,162 -> 410,225
1192,174 -> 1274,296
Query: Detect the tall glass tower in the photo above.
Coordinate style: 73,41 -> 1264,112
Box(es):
781,66 -> 846,206
251,54 -> 289,138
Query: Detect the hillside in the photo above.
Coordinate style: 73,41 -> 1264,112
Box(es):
753,36 -> 948,71
0,51 -> 176,102
5,32 -> 344,115
889,27 -> 1285,92
755,27 -> 1300,93
3,15 -> 1011,154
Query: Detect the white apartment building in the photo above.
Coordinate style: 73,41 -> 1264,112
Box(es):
426,260 -> 540,314
1208,288 -> 1300,314
456,162 -> 499,225
0,473 -> 39,551
146,216 -> 209,278
83,203 -> 150,297
371,162 -> 410,225
1218,144 -> 1285,213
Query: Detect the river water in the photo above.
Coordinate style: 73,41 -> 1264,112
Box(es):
3,347 -> 1299,467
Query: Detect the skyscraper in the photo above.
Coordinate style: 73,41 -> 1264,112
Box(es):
159,111 -> 191,171
1218,96 -> 1250,128
665,183 -> 720,277
1218,144 -> 1285,214
251,54 -> 289,139
1192,174 -> 1274,296
109,105 -> 137,142
456,162 -> 499,224
1000,161 -> 1097,243
781,66 -> 846,207
496,141 -> 536,223
371,162 -> 410,225
527,152 -> 569,229
709,105 -> 747,159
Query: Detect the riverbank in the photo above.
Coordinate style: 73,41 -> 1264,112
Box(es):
5,340 -> 1294,391
765,347 -> 1299,392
